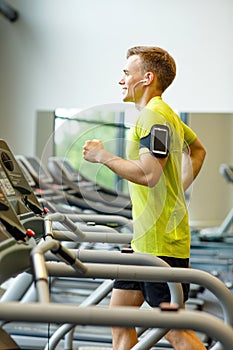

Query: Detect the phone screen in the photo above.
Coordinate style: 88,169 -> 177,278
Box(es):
152,127 -> 168,155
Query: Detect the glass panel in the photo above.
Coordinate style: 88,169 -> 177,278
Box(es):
54,105 -> 130,192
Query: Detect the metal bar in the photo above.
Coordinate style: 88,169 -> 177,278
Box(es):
45,279 -> 114,350
62,213 -> 133,231
53,230 -> 132,244
44,252 -> 183,349
46,261 -> 233,328
0,272 -> 33,302
0,303 -> 233,350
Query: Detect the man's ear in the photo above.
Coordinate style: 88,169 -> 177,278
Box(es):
144,71 -> 155,85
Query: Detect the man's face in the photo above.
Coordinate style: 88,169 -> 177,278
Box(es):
119,55 -> 144,103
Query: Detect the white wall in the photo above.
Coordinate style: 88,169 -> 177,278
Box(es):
0,0 -> 232,226
0,0 -> 233,155
188,113 -> 233,226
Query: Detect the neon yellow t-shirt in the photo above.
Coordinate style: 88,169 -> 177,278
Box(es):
127,96 -> 197,258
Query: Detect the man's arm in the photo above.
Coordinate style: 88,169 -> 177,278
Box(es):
83,139 -> 167,188
182,137 -> 206,192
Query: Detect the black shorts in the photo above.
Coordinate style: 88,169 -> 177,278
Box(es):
113,256 -> 190,307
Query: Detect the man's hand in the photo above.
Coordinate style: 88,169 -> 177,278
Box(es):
83,139 -> 104,163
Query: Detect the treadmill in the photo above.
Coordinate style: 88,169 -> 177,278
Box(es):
199,164 -> 233,242
16,155 -> 132,218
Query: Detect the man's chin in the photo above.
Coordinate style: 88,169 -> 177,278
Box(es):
122,96 -> 131,103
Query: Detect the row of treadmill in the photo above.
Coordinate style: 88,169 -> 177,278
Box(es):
0,138 -> 233,350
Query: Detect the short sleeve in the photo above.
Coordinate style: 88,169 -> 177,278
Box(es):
182,121 -> 197,146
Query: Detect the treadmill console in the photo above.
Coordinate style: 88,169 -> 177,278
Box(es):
0,140 -> 44,216
27,156 -> 54,184
0,140 -> 46,240
15,157 -> 37,189
0,220 -> 11,243
48,157 -> 81,182
0,181 -> 27,241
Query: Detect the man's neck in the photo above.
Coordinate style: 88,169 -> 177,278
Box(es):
135,92 -> 162,110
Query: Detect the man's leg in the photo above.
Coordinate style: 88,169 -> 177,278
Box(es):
165,329 -> 207,350
110,288 -> 144,350
163,304 -> 206,350
110,289 -> 206,350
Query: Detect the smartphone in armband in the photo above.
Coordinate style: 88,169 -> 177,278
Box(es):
150,124 -> 170,158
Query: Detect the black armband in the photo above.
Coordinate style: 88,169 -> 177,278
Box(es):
140,124 -> 170,158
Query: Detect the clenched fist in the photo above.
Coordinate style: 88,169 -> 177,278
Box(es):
83,139 -> 105,163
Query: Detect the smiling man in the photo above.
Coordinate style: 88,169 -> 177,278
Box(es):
83,46 -> 206,350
